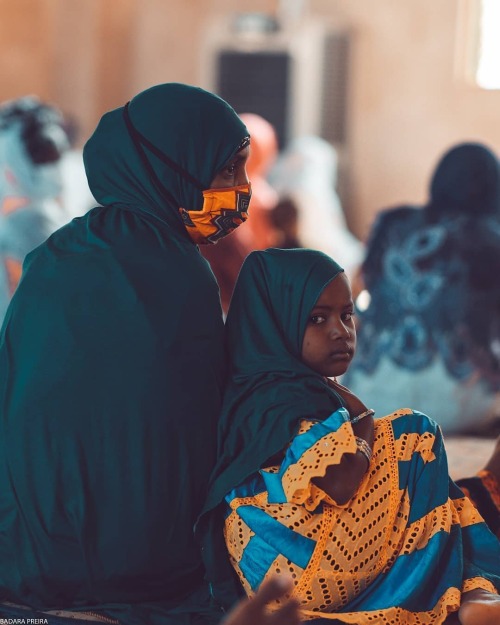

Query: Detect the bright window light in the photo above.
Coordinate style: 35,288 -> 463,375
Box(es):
476,0 -> 500,89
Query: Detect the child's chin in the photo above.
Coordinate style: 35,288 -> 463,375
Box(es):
323,364 -> 349,378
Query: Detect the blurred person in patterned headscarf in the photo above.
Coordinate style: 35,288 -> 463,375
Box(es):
344,142 -> 500,436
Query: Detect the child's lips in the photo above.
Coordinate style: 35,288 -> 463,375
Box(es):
329,350 -> 352,361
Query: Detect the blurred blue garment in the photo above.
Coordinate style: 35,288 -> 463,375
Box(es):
0,96 -> 71,322
60,148 -> 98,219
344,142 -> 500,434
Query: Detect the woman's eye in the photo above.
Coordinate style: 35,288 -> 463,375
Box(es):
225,163 -> 236,175
342,312 -> 354,322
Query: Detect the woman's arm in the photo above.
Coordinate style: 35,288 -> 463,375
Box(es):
312,380 -> 375,505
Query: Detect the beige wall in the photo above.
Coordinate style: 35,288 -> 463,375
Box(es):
1,0 -> 499,238
312,0 -> 500,237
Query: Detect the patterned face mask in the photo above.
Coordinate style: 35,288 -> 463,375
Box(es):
179,183 -> 251,245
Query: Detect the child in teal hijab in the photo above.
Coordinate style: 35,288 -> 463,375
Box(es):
200,248 -> 500,625
0,83 -> 250,623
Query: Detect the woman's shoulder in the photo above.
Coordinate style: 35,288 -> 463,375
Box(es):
20,205 -> 219,305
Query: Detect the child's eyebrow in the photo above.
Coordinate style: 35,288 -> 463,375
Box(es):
311,302 -> 354,311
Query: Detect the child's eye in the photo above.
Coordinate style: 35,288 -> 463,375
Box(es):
310,315 -> 326,325
342,311 -> 355,322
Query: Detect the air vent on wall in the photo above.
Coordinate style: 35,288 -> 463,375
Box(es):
320,30 -> 350,146
198,15 -> 353,209
217,50 -> 291,149
199,16 -> 352,149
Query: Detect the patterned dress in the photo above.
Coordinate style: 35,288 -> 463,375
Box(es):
224,409 -> 500,623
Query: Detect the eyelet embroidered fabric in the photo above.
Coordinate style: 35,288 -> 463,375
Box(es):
223,409 -> 499,623
282,420 -> 357,510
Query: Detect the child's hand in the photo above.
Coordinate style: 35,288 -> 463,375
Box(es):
222,576 -> 301,625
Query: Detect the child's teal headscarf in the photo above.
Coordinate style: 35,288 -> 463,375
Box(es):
198,248 -> 345,606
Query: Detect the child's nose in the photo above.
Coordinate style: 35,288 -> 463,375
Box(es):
329,321 -> 350,339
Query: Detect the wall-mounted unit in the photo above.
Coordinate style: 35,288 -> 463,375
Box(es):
199,13 -> 352,203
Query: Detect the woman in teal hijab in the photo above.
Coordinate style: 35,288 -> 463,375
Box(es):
0,83 -> 250,623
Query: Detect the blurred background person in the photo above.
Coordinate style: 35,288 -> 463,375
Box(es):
59,112 -> 98,220
268,195 -> 303,249
268,135 -> 364,283
344,142 -> 500,435
202,112 -> 279,313
237,112 -> 280,250
0,96 -> 71,322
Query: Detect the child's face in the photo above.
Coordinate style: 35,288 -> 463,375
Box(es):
301,273 -> 356,378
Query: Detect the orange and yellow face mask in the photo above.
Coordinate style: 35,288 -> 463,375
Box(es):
179,183 -> 251,245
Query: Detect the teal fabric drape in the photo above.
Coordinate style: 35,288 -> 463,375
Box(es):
0,82 -> 248,618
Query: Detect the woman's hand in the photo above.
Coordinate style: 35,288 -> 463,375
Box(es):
222,576 -> 301,625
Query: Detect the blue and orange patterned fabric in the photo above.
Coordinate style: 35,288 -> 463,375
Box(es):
457,469 -> 500,539
224,408 -> 500,623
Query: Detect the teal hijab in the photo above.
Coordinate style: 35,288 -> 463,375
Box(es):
198,248 -> 345,606
0,83 -> 248,615
84,82 -> 249,230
